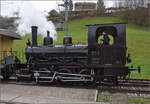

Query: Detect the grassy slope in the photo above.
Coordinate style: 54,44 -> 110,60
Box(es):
14,17 -> 150,78
126,25 -> 150,78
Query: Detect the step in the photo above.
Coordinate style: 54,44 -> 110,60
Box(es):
16,74 -> 31,78
38,77 -> 53,79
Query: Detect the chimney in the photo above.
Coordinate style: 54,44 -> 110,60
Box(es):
31,26 -> 38,47
47,30 -> 50,37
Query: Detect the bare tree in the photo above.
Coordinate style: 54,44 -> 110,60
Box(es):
69,0 -> 73,11
117,0 -> 149,27
97,0 -> 105,14
123,0 -> 145,10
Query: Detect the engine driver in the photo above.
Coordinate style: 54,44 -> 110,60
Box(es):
101,31 -> 110,45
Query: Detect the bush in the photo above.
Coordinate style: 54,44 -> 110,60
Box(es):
117,7 -> 149,28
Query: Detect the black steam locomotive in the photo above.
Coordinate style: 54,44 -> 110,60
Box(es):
1,23 -> 139,85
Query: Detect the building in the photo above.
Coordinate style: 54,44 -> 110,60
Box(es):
0,29 -> 21,61
75,2 -> 96,11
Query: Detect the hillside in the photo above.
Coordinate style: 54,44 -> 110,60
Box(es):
14,17 -> 150,78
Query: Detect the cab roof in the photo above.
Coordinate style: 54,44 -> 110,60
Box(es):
86,23 -> 127,26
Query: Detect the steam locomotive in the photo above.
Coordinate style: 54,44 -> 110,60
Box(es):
1,23 -> 139,85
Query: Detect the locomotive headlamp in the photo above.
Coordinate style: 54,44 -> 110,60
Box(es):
127,53 -> 132,63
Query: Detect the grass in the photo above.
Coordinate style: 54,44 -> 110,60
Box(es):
56,17 -> 124,44
96,93 -> 110,102
14,34 -> 43,62
14,17 -> 150,78
126,97 -> 150,104
97,93 -> 150,103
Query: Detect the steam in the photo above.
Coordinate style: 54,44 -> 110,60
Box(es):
16,2 -> 57,40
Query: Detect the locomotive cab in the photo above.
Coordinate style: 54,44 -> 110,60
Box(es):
87,23 -> 126,65
87,23 -> 132,82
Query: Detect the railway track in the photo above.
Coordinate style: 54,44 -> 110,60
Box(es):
98,87 -> 150,95
0,78 -> 150,95
118,79 -> 150,87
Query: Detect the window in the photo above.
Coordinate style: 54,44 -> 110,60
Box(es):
96,26 -> 117,45
97,34 -> 114,45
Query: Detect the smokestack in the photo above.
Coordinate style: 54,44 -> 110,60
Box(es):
31,26 -> 38,47
47,30 -> 50,37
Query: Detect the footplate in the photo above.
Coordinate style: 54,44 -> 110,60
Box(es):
33,70 -> 94,83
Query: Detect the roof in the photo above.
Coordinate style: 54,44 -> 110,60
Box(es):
86,23 -> 127,26
75,2 -> 96,6
0,29 -> 21,39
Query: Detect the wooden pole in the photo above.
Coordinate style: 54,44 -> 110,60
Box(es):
148,3 -> 150,28
0,0 -> 1,17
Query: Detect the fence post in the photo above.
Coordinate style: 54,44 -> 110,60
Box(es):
148,3 -> 150,28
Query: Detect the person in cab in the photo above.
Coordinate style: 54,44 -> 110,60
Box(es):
101,31 -> 110,45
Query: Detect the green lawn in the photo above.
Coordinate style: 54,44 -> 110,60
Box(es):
14,17 -> 150,78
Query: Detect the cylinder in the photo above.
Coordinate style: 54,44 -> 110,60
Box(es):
31,26 -> 38,47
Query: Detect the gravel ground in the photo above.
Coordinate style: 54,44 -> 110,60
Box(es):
1,83 -> 149,104
0,83 -> 107,104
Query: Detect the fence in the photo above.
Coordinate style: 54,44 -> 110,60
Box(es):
0,51 -> 26,63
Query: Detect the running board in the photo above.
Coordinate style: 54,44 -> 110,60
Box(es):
33,70 -> 94,83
